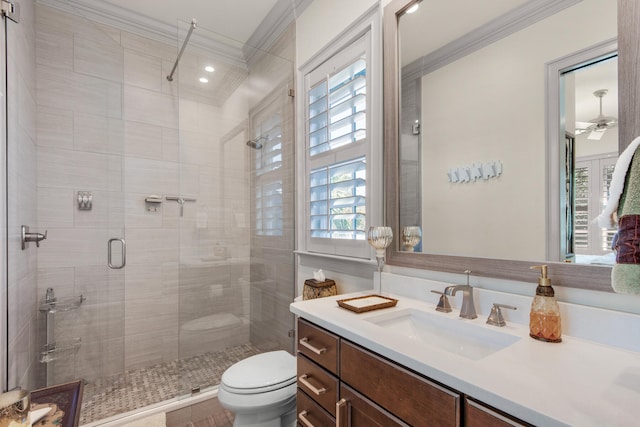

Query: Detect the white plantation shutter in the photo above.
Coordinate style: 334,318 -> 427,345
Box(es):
310,157 -> 366,239
305,33 -> 371,258
574,155 -> 617,256
309,59 -> 367,156
253,105 -> 285,237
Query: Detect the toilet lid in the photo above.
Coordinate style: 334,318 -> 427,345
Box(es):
221,351 -> 296,394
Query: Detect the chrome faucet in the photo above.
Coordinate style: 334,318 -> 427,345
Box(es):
444,270 -> 477,319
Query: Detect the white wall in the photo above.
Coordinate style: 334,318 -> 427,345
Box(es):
296,0 -> 393,66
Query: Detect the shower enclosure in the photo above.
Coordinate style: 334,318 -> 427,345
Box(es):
4,0 -> 295,423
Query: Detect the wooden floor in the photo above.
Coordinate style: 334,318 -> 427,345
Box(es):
178,411 -> 234,427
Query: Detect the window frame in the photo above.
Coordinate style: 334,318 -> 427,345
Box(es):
295,7 -> 383,261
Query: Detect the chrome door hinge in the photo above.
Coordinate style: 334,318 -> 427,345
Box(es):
2,0 -> 20,23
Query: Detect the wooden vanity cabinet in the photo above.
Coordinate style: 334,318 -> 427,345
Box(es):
296,319 -> 339,425
338,384 -> 408,426
297,389 -> 335,427
340,340 -> 461,426
296,318 -> 459,426
296,318 -> 530,427
464,398 -> 533,427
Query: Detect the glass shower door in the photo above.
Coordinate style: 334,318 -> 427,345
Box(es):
7,0 -> 127,394
174,21 -> 295,395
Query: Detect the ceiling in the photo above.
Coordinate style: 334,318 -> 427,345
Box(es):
99,0 -> 280,43
573,57 -> 618,126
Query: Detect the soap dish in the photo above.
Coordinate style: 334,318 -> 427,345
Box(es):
337,294 -> 398,313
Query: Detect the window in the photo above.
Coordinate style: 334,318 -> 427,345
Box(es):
310,156 -> 366,239
252,96 -> 286,237
297,14 -> 381,259
574,154 -> 617,258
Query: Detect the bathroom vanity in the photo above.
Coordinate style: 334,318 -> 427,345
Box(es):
290,284 -> 640,427
295,317 -> 527,426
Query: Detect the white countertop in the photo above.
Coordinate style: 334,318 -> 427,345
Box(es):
290,291 -> 640,427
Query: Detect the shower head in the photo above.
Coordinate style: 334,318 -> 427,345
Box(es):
246,136 -> 266,149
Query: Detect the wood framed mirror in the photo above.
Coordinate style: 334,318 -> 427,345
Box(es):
383,0 -> 640,291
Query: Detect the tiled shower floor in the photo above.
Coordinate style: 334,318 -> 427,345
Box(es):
79,344 -> 262,425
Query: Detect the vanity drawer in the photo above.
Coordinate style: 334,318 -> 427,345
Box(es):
464,398 -> 533,427
297,354 -> 339,416
297,318 -> 339,374
297,389 -> 335,427
338,383 -> 408,427
340,340 -> 461,426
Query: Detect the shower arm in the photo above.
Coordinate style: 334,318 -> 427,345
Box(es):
166,19 -> 197,82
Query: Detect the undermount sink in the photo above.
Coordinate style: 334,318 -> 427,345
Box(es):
365,308 -> 520,360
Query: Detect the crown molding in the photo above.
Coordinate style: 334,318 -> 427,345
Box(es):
244,0 -> 312,67
401,0 -> 581,83
37,0 -> 306,69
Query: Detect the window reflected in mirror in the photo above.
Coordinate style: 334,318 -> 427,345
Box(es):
562,55 -> 618,265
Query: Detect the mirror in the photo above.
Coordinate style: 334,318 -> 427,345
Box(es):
383,0 -> 621,291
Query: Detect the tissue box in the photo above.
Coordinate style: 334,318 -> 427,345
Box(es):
303,279 -> 337,300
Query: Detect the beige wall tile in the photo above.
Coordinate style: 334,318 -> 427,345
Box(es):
124,85 -> 178,128
74,113 -> 124,155
38,146 -> 122,191
74,34 -> 123,82
162,127 -> 180,162
124,157 -> 179,195
124,329 -> 178,370
121,31 -> 176,62
37,106 -> 73,149
36,26 -> 73,71
125,228 -> 180,265
124,50 -> 163,92
38,188 -> 74,229
124,120 -> 162,160
37,66 -> 123,119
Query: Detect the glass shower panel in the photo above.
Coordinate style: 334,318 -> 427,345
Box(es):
27,0 -> 125,395
175,21 -> 295,395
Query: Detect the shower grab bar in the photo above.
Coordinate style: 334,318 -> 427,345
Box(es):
166,18 -> 197,82
108,238 -> 126,269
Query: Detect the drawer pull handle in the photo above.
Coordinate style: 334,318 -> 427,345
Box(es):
336,398 -> 348,427
298,410 -> 315,427
299,337 -> 327,354
299,374 -> 327,395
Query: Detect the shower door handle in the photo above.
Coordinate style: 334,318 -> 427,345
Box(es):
108,238 -> 126,269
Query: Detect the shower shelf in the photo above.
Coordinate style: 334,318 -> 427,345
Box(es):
39,338 -> 82,364
39,294 -> 86,313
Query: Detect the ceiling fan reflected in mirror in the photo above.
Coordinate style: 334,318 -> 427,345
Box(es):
575,89 -> 618,140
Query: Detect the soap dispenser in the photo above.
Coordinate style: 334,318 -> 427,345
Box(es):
529,265 -> 562,343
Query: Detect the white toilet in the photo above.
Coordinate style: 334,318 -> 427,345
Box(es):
217,350 -> 297,427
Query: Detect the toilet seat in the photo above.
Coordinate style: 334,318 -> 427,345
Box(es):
221,350 -> 296,395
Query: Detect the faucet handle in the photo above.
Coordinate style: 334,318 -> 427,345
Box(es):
486,303 -> 517,327
430,290 -> 452,313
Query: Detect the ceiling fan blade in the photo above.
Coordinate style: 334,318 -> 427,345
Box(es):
575,121 -> 594,134
588,128 -> 606,140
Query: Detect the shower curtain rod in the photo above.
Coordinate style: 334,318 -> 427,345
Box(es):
166,18 -> 198,82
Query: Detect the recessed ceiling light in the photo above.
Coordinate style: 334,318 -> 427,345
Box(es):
199,77 -> 209,83
406,4 -> 419,14
205,65 -> 215,73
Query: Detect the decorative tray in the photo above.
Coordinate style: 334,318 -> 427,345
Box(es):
337,294 -> 398,313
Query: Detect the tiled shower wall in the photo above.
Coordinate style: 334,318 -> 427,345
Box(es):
7,0 -> 38,389
32,2 -> 294,386
247,25 -> 296,352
